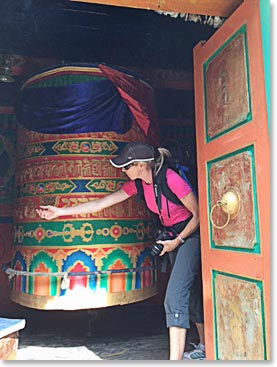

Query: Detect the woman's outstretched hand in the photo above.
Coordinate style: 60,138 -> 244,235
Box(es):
36,205 -> 63,220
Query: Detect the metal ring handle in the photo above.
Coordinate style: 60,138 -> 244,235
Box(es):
210,200 -> 231,229
210,188 -> 240,230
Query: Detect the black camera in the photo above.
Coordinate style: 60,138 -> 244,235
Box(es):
150,228 -> 177,256
150,243 -> 164,256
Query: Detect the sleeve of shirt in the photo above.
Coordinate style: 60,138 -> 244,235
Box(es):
166,169 -> 192,199
121,180 -> 138,197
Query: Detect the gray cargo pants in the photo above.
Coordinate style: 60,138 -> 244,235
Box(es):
164,231 -> 204,329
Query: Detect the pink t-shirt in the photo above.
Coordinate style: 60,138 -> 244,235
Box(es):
121,169 -> 192,226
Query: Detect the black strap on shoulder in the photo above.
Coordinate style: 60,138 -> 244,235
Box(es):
135,165 -> 184,220
135,179 -> 143,204
154,164 -> 183,208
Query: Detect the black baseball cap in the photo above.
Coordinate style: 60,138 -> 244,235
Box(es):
110,141 -> 155,168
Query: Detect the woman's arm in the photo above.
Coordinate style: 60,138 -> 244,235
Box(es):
158,191 -> 200,255
36,189 -> 130,220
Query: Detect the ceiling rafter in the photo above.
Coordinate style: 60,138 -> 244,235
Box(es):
70,0 -> 243,17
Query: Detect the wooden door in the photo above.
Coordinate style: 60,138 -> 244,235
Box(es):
193,0 -> 270,360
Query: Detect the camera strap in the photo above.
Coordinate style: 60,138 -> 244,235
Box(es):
161,254 -> 168,273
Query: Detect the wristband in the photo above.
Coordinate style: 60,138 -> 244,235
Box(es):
177,235 -> 185,244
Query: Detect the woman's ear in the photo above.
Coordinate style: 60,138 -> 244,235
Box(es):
137,162 -> 145,169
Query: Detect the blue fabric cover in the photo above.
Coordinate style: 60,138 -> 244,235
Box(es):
15,77 -> 133,134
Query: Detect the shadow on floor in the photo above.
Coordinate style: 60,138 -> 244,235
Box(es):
8,303 -> 199,360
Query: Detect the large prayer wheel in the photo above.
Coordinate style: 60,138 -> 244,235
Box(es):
10,64 -> 159,310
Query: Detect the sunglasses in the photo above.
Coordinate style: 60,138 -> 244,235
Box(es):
123,162 -> 135,170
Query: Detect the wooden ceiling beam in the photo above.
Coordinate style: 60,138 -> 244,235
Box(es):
130,67 -> 193,90
70,0 -> 243,17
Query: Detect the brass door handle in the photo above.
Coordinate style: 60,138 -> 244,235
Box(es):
210,188 -> 240,229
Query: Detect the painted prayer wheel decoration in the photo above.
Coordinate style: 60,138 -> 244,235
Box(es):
10,64 -> 159,310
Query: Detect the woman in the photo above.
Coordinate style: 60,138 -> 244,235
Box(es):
36,141 -> 205,360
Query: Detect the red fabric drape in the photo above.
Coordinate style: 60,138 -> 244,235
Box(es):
99,64 -> 160,146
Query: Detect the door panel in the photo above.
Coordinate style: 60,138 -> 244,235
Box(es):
193,0 -> 270,360
209,148 -> 257,250
214,273 -> 265,360
205,27 -> 251,140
